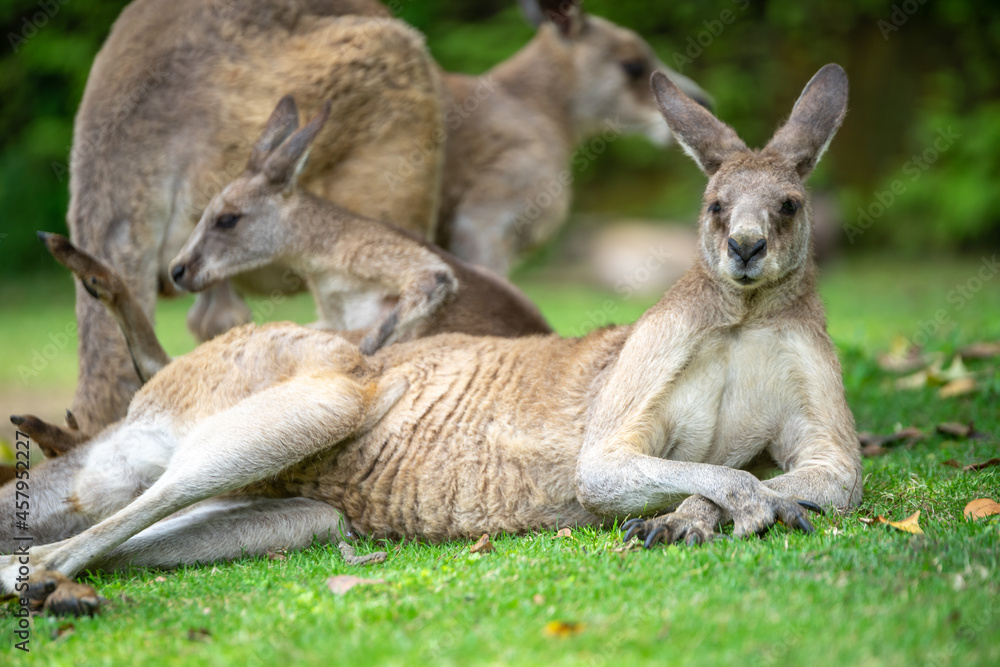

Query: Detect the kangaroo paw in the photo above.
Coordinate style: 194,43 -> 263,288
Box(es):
732,490 -> 819,538
621,511 -> 715,549
27,570 -> 101,617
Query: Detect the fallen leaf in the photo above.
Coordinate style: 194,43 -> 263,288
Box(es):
940,459 -> 962,468
532,594 -> 546,605
936,422 -> 973,438
858,516 -> 876,525
187,627 -> 212,642
877,510 -> 923,534
553,528 -> 573,539
326,575 -> 385,595
897,369 -> 930,390
266,549 -> 286,561
939,377 -> 976,398
861,444 -> 886,458
963,498 -> 1000,520
959,341 -> 1000,359
544,620 -> 584,638
470,534 -> 495,554
51,623 -> 75,640
877,339 -> 934,373
857,427 -> 924,450
963,458 -> 1000,472
154,576 -> 166,583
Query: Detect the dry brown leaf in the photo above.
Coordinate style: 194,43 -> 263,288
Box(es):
877,510 -> 923,534
858,516 -> 876,525
959,341 -> 1000,359
187,627 -> 212,642
553,528 -> 573,539
963,498 -> 1000,520
861,444 -> 886,458
939,377 -> 976,398
51,623 -> 75,640
940,459 -> 962,468
858,427 -> 924,451
154,576 -> 167,583
963,458 -> 1000,472
936,422 -> 973,438
266,549 -> 286,561
544,620 -> 584,638
326,575 -> 385,595
470,533 -> 495,554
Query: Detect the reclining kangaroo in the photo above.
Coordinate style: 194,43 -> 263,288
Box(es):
66,0 -> 705,435
3,65 -> 861,616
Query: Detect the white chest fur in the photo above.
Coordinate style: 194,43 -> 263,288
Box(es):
658,327 -> 811,468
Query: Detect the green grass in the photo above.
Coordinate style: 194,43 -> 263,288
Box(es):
1,254 -> 999,666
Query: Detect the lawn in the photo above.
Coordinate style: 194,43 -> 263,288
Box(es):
1,253 -> 998,666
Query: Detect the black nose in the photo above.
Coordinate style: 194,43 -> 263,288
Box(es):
171,264 -> 186,285
727,237 -> 767,264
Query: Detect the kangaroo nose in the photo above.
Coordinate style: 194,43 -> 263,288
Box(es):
171,264 -> 186,285
727,237 -> 767,264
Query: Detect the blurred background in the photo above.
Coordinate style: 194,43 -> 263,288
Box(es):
1,0 -> 998,276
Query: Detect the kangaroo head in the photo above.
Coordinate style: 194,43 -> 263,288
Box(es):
521,0 -> 710,145
651,64 -> 848,291
169,95 -> 331,291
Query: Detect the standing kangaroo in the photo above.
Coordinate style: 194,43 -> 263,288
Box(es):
2,65 -> 860,616
436,0 -> 710,273
65,0 -> 444,435
170,95 -> 550,354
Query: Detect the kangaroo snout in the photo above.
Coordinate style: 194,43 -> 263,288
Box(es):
727,236 -> 767,266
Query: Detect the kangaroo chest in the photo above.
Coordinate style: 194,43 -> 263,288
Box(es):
657,328 -> 807,467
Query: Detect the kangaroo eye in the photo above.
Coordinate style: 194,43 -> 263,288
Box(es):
708,201 -> 722,214
215,213 -> 241,229
780,200 -> 798,215
621,59 -> 646,81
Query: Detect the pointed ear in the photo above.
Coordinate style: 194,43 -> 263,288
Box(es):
651,71 -> 746,176
765,64 -> 848,178
263,100 -> 332,187
247,95 -> 300,173
519,0 -> 584,39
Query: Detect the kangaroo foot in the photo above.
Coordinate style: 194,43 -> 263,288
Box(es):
622,512 -> 716,549
9,412 -> 86,458
27,570 -> 101,617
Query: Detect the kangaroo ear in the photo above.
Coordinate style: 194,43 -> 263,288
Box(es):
263,100 -> 332,188
519,0 -> 584,38
651,71 -> 746,176
765,64 -> 848,178
248,95 -> 300,173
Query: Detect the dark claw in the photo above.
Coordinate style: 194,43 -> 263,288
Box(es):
10,415 -> 25,426
797,500 -> 824,515
685,531 -> 703,546
643,525 -> 667,549
620,518 -> 644,533
623,522 -> 645,543
795,516 -> 815,533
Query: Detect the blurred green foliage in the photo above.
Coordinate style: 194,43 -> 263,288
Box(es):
1,0 -> 998,276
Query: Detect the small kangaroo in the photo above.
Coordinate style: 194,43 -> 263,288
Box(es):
2,65 -> 860,617
170,95 -> 551,354
436,0 -> 710,273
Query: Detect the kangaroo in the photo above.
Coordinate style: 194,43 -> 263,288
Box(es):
2,65 -> 860,616
170,95 -> 551,354
64,0 -> 443,435
435,0 -> 710,273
